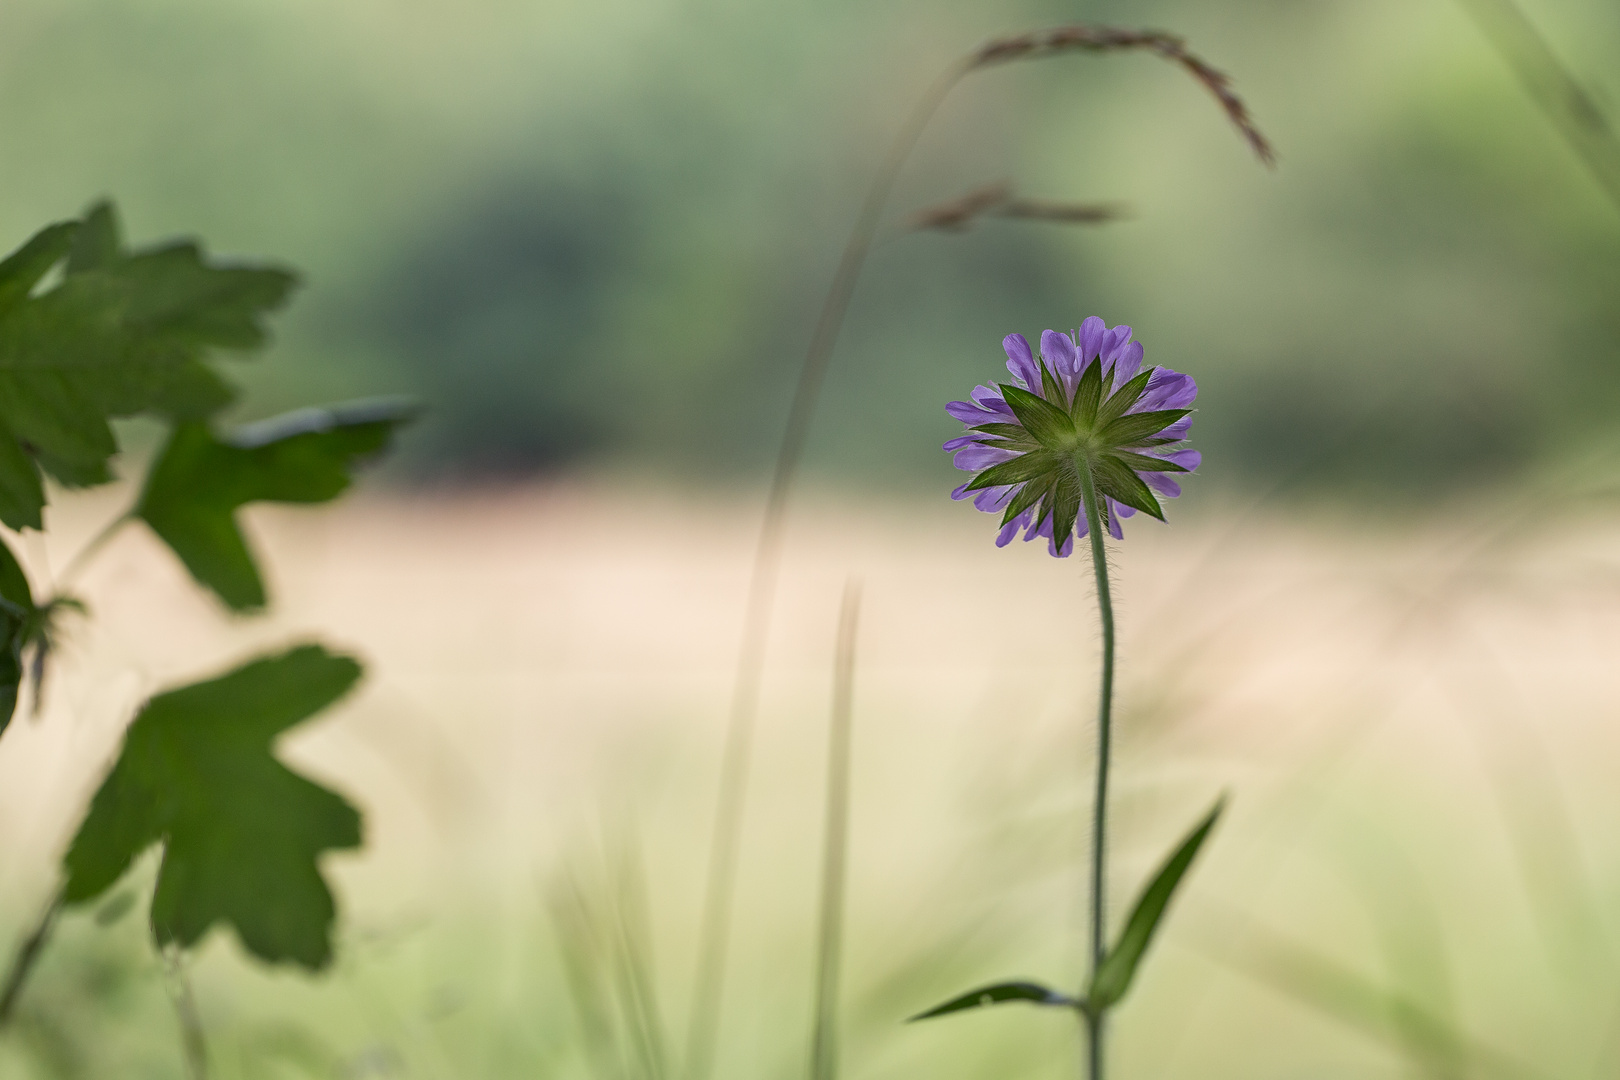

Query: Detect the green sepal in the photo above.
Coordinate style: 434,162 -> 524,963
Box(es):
1087,797 -> 1225,1011
1099,409 -> 1192,448
971,423 -> 1043,452
908,980 -> 1076,1022
1094,367 -> 1156,429
1037,361 -> 1068,412
1109,450 -> 1190,474
999,474 -> 1053,527
1051,471 -> 1082,551
1093,455 -> 1165,521
997,384 -> 1074,451
1071,360 -> 1104,428
964,450 -> 1060,492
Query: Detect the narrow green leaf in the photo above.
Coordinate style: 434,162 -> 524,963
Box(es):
1098,409 -> 1192,448
1092,456 -> 1165,521
0,222 -> 78,316
997,384 -> 1074,451
963,451 -> 1059,492
1071,360 -> 1104,428
137,401 -> 415,611
0,535 -> 34,735
1094,367 -> 1156,429
908,981 -> 1075,1022
60,644 -> 364,969
971,423 -> 1042,452
1088,797 -> 1225,1011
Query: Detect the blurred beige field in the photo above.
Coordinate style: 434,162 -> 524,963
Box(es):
3,482 -> 1620,1079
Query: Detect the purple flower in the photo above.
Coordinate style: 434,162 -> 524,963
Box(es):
944,318 -> 1199,557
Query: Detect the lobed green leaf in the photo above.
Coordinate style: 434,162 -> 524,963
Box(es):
60,644 -> 365,969
0,536 -> 33,735
137,401 -> 416,611
908,980 -> 1075,1022
1088,797 -> 1225,1011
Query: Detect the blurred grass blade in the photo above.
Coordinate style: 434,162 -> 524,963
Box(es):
546,873 -> 626,1080
809,582 -> 860,1080
1087,797 -> 1224,1011
907,981 -> 1075,1022
1202,917 -> 1545,1080
610,833 -> 670,1080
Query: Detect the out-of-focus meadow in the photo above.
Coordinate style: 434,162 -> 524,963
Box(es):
4,0 -> 1620,1077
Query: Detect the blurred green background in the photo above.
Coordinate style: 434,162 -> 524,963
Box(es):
4,0 -> 1617,494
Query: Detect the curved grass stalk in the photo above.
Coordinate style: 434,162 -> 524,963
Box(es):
685,29 -> 1273,1080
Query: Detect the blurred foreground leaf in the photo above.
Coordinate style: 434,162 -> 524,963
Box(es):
1087,796 -> 1223,1011
137,401 -> 416,611
0,536 -> 33,733
907,980 -> 1075,1021
0,202 -> 296,530
61,645 -> 363,969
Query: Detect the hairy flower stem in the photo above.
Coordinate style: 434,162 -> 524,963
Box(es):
1077,464 -> 1114,1080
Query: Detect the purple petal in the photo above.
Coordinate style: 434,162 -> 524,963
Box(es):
973,484 -> 1017,512
1106,504 -> 1123,540
1116,503 -> 1137,518
995,518 -> 1022,546
1100,325 -> 1132,364
1145,473 -> 1182,498
1078,316 -> 1106,363
950,482 -> 974,501
1049,531 -> 1074,558
946,400 -> 997,424
1137,369 -> 1197,411
953,444 -> 1017,471
1156,417 -> 1192,441
943,434 -> 984,451
971,385 -> 1016,419
1113,341 -> 1144,386
1158,447 -> 1201,472
1003,333 -> 1039,388
1040,329 -> 1078,380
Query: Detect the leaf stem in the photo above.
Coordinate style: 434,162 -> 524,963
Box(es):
1076,463 -> 1114,1080
54,512 -> 132,591
0,891 -> 62,1032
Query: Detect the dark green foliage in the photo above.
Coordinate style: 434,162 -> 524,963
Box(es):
60,645 -> 364,970
0,202 -> 296,530
136,402 -> 416,611
0,535 -> 33,733
908,981 -> 1075,1022
1087,797 -> 1224,1010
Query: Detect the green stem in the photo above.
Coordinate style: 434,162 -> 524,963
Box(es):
1077,464 -> 1114,1080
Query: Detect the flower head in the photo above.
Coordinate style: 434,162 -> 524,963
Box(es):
945,318 -> 1200,557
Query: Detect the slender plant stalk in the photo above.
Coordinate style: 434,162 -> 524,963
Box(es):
687,29 -> 1271,1080
810,582 -> 861,1080
0,891 -> 62,1031
1076,465 -> 1115,1080
163,948 -> 210,1080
